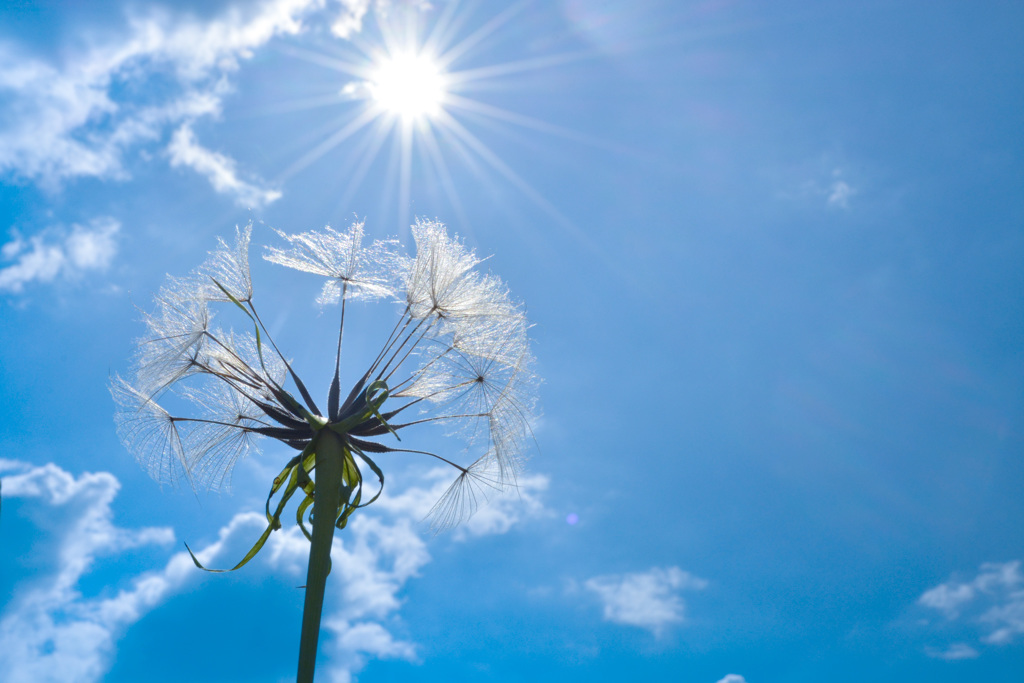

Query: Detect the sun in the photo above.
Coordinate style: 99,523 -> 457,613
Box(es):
276,4 -> 584,236
370,51 -> 446,120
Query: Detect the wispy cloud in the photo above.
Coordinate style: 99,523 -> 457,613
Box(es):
715,675 -> 748,683
0,460 -> 549,683
918,560 -> 1024,656
331,0 -> 372,38
780,161 -> 859,211
0,217 -> 119,293
925,643 -> 980,661
584,566 -> 707,635
168,124 -> 281,208
0,0 -> 379,204
827,178 -> 855,209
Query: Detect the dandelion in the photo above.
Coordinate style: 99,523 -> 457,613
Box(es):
112,218 -> 538,682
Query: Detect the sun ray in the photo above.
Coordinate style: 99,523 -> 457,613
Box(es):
436,0 -> 531,70
242,93 -> 351,119
283,108 -> 361,150
376,2 -> 420,62
276,106 -> 380,183
274,44 -> 371,79
446,51 -> 594,87
433,110 -> 598,251
337,117 -> 397,212
443,93 -> 632,153
417,121 -> 472,231
380,121 -> 406,224
399,118 -> 414,231
421,0 -> 466,59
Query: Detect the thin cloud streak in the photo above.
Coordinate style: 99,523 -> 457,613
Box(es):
925,643 -> 980,660
168,124 -> 281,208
827,179 -> 855,209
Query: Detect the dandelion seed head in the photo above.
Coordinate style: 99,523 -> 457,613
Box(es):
115,218 -> 539,531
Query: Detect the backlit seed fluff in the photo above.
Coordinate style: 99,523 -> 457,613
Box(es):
114,219 -> 539,530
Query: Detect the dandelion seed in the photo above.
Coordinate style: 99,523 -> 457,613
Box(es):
427,453 -> 505,533
111,376 -> 192,486
404,219 -> 514,322
263,221 -> 400,305
134,289 -> 211,398
197,221 -> 254,303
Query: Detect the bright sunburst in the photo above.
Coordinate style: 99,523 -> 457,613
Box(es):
370,52 -> 446,120
275,3 -> 591,236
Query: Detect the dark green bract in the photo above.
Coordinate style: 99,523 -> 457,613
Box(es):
185,379 -> 392,573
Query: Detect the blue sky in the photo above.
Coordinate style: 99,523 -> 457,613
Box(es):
1,1 -> 1022,681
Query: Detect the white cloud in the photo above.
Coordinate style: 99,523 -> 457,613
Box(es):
219,466 -> 546,682
168,124 -> 281,208
918,560 -> 1024,656
919,581 -> 977,617
715,676 -> 748,683
0,460 -> 177,683
0,218 -> 119,293
584,566 -> 707,635
827,179 -> 855,208
823,167 -> 856,209
980,594 -> 1024,645
925,643 -> 980,661
316,466 -> 549,681
782,164 -> 858,210
0,459 -> 549,683
331,0 -> 372,38
187,510 -> 427,683
0,0 -> 384,203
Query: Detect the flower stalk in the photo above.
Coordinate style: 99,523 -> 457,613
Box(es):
297,429 -> 345,683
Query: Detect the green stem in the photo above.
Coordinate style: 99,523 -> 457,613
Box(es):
297,431 -> 345,683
